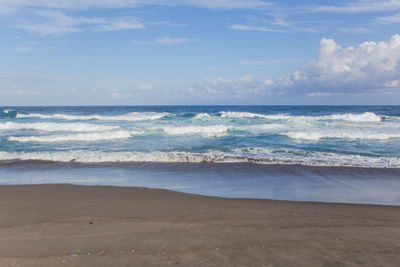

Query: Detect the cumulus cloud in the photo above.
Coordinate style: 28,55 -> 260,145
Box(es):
191,34 -> 400,98
286,34 -> 400,95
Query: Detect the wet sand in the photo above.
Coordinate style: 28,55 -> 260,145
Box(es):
0,184 -> 399,266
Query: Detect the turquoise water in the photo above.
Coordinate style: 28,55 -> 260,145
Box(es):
1,106 -> 400,167
1,106 -> 400,205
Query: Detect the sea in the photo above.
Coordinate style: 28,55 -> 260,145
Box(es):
1,105 -> 400,205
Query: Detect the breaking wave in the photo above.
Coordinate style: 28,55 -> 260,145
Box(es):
0,110 -> 17,119
7,131 -> 143,143
2,106 -> 400,169
192,113 -> 211,121
0,149 -> 398,168
284,131 -> 400,141
219,111 -> 382,122
0,122 -> 118,132
162,125 -> 230,137
16,112 -> 169,121
322,112 -> 381,122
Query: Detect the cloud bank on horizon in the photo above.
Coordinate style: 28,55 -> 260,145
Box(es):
1,0 -> 400,105
192,34 -> 400,99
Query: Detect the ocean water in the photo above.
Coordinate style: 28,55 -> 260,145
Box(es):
1,106 -> 400,205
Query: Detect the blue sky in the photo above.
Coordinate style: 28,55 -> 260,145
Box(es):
1,0 -> 400,105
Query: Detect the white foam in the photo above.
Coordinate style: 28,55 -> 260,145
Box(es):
0,151 -> 233,163
220,111 -> 286,119
234,147 -> 400,168
284,130 -> 400,140
0,149 -> 398,168
220,111 -> 382,122
162,125 -> 230,137
234,124 -> 285,133
7,131 -> 139,143
320,112 -> 382,122
16,112 -> 169,121
192,113 -> 211,120
0,122 -> 118,132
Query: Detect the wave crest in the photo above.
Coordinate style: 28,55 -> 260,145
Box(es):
7,131 -> 142,143
17,112 -> 169,121
162,125 -> 230,137
0,110 -> 17,119
0,122 -> 118,132
0,149 -> 398,168
192,113 -> 211,120
220,111 -> 382,122
284,131 -> 400,140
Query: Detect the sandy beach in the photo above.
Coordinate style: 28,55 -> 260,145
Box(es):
0,184 -> 399,266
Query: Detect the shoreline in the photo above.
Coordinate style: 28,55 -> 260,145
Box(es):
1,162 -> 400,205
3,160 -> 400,169
0,184 -> 399,266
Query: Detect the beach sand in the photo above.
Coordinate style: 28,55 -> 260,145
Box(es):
0,184 -> 399,266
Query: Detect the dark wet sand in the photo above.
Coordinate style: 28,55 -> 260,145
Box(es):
0,184 -> 399,266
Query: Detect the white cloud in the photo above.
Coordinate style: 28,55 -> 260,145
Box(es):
191,34 -> 400,98
376,12 -> 400,23
306,92 -> 335,97
138,84 -> 152,90
179,0 -> 270,9
0,3 -> 14,14
340,26 -> 373,33
314,35 -> 400,83
17,24 -> 81,35
34,9 -> 104,25
15,45 -> 34,52
275,34 -> 400,95
97,18 -> 144,31
237,58 -> 305,65
189,75 -> 274,97
232,14 -> 322,34
151,21 -> 187,27
153,36 -> 191,45
229,24 -> 284,32
0,71 -> 80,102
314,0 -> 400,13
0,0 -> 271,12
133,36 -> 196,45
15,9 -> 144,35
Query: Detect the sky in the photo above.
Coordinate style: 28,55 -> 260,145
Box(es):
1,0 -> 400,105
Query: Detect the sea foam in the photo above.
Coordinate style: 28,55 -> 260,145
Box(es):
0,149 -> 399,168
7,131 -> 141,143
0,122 -> 118,132
284,130 -> 400,140
192,113 -> 211,120
162,125 -> 230,137
219,111 -> 382,122
17,112 -> 169,121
